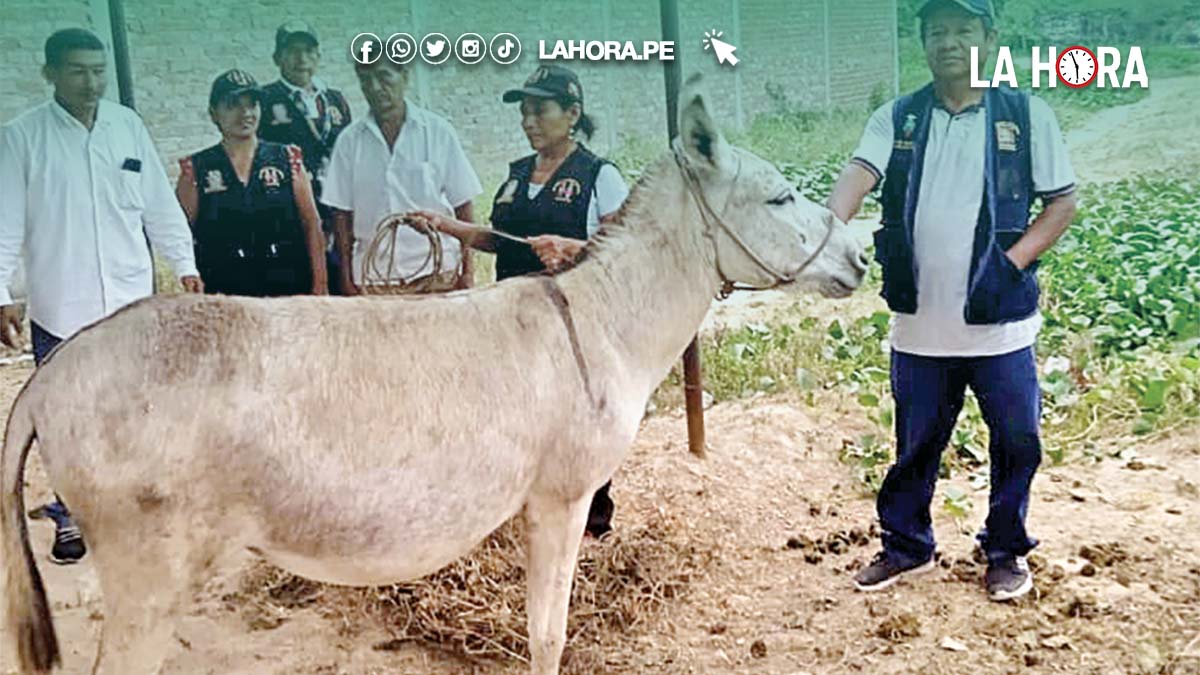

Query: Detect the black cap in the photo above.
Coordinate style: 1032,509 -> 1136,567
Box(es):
502,65 -> 583,104
209,69 -> 261,108
275,20 -> 320,53
919,0 -> 996,21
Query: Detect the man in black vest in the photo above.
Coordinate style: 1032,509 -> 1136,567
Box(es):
827,0 -> 1078,602
259,20 -> 351,288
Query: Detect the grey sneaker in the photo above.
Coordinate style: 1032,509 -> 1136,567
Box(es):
986,556 -> 1033,601
853,551 -> 936,592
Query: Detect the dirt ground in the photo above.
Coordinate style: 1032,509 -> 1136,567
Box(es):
3,76 -> 1200,675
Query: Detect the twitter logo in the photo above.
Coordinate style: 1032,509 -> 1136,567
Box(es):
420,33 -> 451,64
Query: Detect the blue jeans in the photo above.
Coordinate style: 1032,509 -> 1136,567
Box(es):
31,321 -> 62,366
879,347 -> 1042,568
30,322 -> 73,526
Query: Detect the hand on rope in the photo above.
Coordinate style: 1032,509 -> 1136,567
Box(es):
528,235 -> 586,272
360,213 -> 460,295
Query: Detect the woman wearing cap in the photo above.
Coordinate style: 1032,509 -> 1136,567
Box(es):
407,64 -> 629,537
176,69 -> 328,297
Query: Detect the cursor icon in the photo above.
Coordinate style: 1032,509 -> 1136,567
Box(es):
703,30 -> 739,67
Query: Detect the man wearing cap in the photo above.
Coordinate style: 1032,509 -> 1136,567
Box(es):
828,0 -> 1078,601
259,21 -> 351,289
0,28 -> 202,564
322,54 -> 481,294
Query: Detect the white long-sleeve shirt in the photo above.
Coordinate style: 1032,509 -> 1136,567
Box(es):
0,99 -> 198,338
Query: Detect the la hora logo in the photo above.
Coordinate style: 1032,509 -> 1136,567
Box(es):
971,46 -> 1148,89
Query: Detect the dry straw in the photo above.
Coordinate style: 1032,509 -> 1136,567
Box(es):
235,512 -> 711,670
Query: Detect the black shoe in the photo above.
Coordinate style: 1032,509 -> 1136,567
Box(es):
986,556 -> 1032,601
49,524 -> 87,565
852,551 -> 936,592
585,482 -> 614,539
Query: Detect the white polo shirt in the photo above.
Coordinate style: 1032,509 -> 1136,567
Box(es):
852,94 -> 1077,357
0,99 -> 198,339
321,101 -> 483,284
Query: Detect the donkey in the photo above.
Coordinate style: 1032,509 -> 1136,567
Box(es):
2,77 -> 869,675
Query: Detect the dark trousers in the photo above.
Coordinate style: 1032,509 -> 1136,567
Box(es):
879,347 -> 1042,567
31,322 -> 73,526
31,321 -> 62,366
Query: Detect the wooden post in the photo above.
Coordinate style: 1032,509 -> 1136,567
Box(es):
660,0 -> 707,458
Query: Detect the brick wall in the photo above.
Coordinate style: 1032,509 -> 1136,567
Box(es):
2,0 -> 897,188
0,0 -> 94,122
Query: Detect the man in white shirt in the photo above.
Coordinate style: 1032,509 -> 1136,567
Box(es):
0,28 -> 202,564
827,0 -> 1078,601
322,57 -> 482,295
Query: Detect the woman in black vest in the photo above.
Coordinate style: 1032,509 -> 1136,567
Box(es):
406,65 -> 629,537
176,69 -> 327,296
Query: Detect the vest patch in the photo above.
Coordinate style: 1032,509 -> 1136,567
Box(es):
995,121 -> 1020,152
496,179 -> 518,205
203,170 -> 227,194
271,103 -> 292,125
552,177 -> 582,204
258,165 -> 285,188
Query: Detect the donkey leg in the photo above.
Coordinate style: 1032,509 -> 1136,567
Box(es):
524,491 -> 591,675
87,523 -> 193,675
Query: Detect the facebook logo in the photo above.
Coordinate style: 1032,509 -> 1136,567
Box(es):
351,33 -> 382,65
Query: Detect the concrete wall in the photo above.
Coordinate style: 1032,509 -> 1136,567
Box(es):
1,0 -> 898,188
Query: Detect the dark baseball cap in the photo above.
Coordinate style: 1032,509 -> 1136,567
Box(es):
502,65 -> 584,104
209,69 -> 261,107
919,0 -> 996,20
275,20 -> 320,53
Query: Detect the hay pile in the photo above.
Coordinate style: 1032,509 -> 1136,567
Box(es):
234,511 -> 712,670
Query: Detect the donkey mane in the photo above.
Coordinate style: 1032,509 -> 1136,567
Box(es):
557,154 -> 678,273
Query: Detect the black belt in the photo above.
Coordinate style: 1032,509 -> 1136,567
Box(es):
201,241 -> 303,260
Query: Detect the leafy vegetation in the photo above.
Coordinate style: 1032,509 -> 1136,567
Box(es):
651,171 -> 1200,495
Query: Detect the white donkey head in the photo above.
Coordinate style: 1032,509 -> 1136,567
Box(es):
675,76 -> 869,297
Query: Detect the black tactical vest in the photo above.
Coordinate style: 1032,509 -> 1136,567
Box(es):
490,145 -> 608,281
188,141 -> 310,296
258,80 -> 351,202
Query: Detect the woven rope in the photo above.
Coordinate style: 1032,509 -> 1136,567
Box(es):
360,213 -> 464,295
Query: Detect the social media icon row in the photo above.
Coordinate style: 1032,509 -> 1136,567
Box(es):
351,33 -> 521,66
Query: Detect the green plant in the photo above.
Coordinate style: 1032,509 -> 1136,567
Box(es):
650,174 -> 1200,493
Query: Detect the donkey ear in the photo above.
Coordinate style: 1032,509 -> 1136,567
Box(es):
678,74 -> 734,175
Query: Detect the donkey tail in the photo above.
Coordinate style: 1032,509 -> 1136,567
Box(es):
1,393 -> 59,672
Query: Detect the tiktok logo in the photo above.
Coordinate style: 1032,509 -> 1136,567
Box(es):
490,33 -> 521,65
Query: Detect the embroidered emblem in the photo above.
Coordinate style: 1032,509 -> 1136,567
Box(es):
566,81 -> 581,99
272,103 -> 292,125
902,112 -> 918,140
526,66 -> 550,86
203,170 -> 227,194
258,165 -> 285,188
329,106 -> 343,126
227,70 -> 253,86
496,179 -> 518,205
995,121 -> 1020,152
551,177 -> 581,204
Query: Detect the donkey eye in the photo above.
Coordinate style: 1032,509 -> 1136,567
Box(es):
767,191 -> 795,206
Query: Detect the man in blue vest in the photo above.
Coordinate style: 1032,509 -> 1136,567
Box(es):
828,0 -> 1078,601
